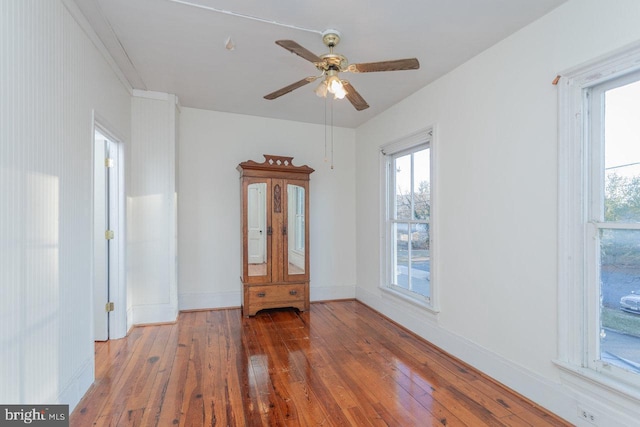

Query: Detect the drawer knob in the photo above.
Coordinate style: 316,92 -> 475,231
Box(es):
289,290 -> 297,295
257,292 -> 266,297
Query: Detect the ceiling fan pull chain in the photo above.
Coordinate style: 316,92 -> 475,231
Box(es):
324,96 -> 328,164
330,98 -> 334,170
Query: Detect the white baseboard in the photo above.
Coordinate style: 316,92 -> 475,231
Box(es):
126,306 -> 134,333
179,290 -> 241,311
57,356 -> 94,413
131,303 -> 178,325
310,284 -> 356,301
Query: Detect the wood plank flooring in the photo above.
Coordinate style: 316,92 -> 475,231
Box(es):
71,300 -> 570,426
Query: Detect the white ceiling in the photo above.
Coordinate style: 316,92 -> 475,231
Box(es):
73,0 -> 566,128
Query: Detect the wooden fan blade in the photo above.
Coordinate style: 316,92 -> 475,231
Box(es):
343,81 -> 369,111
275,40 -> 322,63
348,58 -> 420,73
264,78 -> 313,100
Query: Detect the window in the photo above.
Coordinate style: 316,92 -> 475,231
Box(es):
382,129 -> 434,304
558,43 -> 640,394
588,73 -> 640,378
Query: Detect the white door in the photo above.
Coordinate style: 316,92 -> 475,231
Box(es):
93,131 -> 110,341
247,183 -> 266,264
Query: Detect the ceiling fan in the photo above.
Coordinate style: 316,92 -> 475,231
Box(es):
264,30 -> 420,111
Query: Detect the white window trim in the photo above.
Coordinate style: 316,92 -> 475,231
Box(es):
379,127 -> 440,314
557,41 -> 640,400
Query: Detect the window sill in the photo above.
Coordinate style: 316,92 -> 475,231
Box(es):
381,286 -> 440,316
553,359 -> 640,402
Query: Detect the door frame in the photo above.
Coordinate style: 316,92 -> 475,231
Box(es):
92,111 -> 128,340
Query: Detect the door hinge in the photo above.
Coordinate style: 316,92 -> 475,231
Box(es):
105,230 -> 114,240
105,302 -> 115,312
105,158 -> 114,168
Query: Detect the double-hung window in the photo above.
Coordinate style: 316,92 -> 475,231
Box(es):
587,73 -> 640,380
558,44 -> 640,393
382,129 -> 434,305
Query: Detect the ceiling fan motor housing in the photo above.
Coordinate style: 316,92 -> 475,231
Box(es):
318,53 -> 348,72
319,30 -> 347,71
321,29 -> 341,48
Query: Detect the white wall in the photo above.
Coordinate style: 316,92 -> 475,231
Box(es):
355,0 -> 640,425
0,0 -> 131,410
129,91 -> 179,324
178,108 -> 357,310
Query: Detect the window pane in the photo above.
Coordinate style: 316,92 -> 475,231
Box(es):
395,154 -> 412,220
604,80 -> 640,223
412,148 -> 431,221
394,222 -> 409,288
600,228 -> 640,373
387,140 -> 431,301
410,223 -> 430,296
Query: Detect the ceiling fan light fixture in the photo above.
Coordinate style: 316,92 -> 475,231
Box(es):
323,71 -> 346,99
332,82 -> 347,99
327,75 -> 342,93
315,71 -> 346,99
314,80 -> 328,97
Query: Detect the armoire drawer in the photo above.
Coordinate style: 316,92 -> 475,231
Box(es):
248,284 -> 305,303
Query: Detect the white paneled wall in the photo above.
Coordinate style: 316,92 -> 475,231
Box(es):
0,0 -> 131,409
1,0 -> 63,405
129,91 -> 178,324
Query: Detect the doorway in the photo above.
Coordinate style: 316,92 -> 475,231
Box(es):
93,122 -> 126,340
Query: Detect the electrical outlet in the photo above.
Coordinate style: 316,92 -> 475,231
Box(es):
577,406 -> 598,425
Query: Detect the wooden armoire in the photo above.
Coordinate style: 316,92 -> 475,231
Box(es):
238,155 -> 314,317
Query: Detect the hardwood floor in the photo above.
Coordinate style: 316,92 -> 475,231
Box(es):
71,300 -> 569,426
